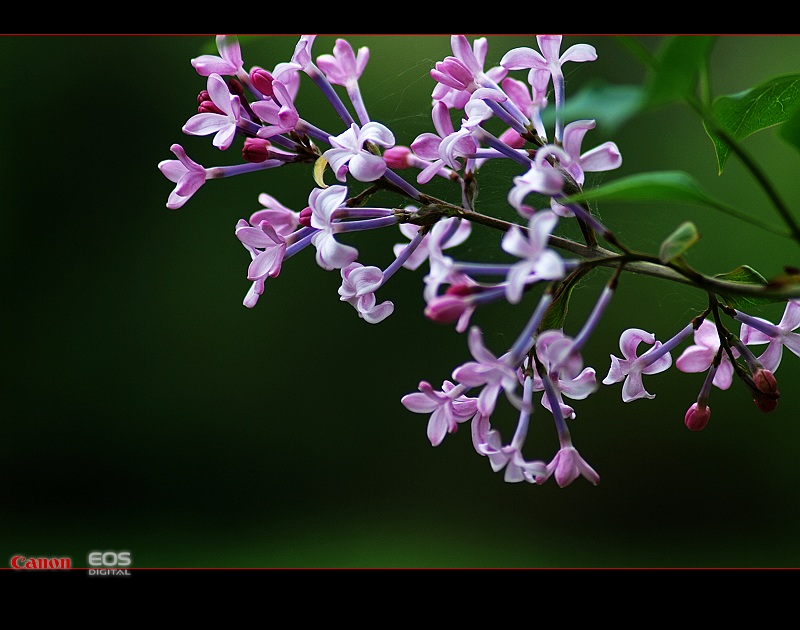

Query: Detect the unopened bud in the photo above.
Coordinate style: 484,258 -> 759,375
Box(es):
684,402 -> 711,431
752,368 -> 779,413
197,89 -> 225,115
227,78 -> 244,97
753,368 -> 779,396
498,127 -> 525,149
383,146 -> 412,169
445,283 -> 481,297
242,138 -> 271,163
298,207 -> 313,228
250,68 -> 275,98
424,294 -> 470,324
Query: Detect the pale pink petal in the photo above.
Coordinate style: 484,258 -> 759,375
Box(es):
779,300 -> 800,331
347,152 -> 387,182
559,43 -> 598,64
675,345 -> 714,373
500,47 -> 546,70
536,35 -> 563,62
578,142 -> 623,173
622,370 -> 654,402
620,328 -> 654,359
401,392 -> 439,414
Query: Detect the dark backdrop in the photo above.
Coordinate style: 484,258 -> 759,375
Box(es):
3,35 -> 800,568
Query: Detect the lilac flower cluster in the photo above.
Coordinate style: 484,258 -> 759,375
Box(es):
159,35 -> 798,488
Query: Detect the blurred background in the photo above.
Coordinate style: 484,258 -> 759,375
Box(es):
3,34 -> 800,569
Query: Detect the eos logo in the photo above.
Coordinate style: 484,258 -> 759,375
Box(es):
88,551 -> 132,576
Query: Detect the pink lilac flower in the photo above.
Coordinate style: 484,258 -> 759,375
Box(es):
393,216 -> 471,271
410,101 -> 478,184
452,326 -> 519,416
532,330 -> 597,420
421,218 -> 477,304
401,380 -> 478,447
249,193 -> 301,237
338,262 -> 394,324
560,120 -> 622,187
158,144 -> 207,209
675,319 -> 737,389
316,38 -> 371,125
500,210 -> 565,304
191,35 -> 244,77
507,145 -> 571,214
250,79 -> 300,138
235,217 -> 287,281
501,75 -> 549,140
324,122 -> 395,182
182,73 -> 241,150
308,185 -> 358,270
431,35 -> 508,110
501,35 -> 597,143
479,420 -> 548,482
539,445 -> 600,487
737,300 -> 800,371
602,328 -> 676,402
473,374 -> 548,483
234,215 -> 289,309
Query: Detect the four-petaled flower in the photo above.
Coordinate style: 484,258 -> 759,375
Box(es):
191,35 -> 244,77
182,73 -> 241,150
308,185 -> 359,270
338,262 -> 394,324
508,145 -> 571,214
452,326 -> 519,416
249,193 -> 301,237
478,429 -> 547,483
316,38 -> 369,89
157,144 -> 207,209
431,35 -> 508,110
532,330 -> 597,419
394,215 -> 471,271
676,319 -> 737,390
501,210 -> 565,304
410,101 -> 477,184
324,122 -> 396,182
602,328 -> 673,402
739,300 -> 800,372
537,445 -> 600,487
250,79 -> 300,138
401,380 -> 478,446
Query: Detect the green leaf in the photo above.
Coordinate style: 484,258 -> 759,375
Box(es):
777,98 -> 800,155
659,221 -> 700,263
561,170 -> 790,237
647,36 -> 716,107
541,80 -> 646,134
714,265 -> 777,310
705,74 -> 800,173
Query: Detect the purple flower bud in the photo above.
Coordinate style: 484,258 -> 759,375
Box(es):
684,402 -> 711,431
751,367 -> 780,413
242,137 -> 271,163
197,90 -> 225,115
383,146 -> 412,169
425,294 -> 470,324
298,207 -> 313,228
227,78 -> 245,97
753,368 -> 779,396
250,68 -> 275,98
498,127 -> 525,149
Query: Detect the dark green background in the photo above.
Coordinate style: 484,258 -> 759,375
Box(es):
3,35 -> 800,568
